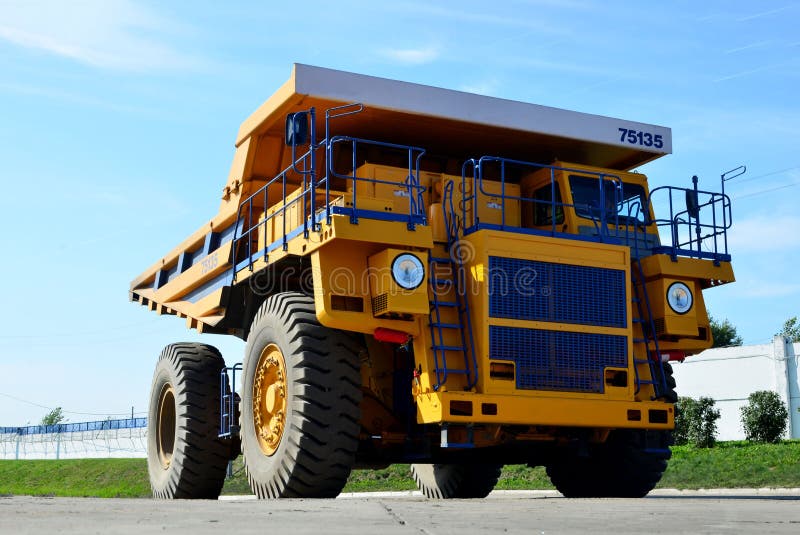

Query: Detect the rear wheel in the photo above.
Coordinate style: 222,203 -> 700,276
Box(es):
241,292 -> 362,498
659,362 -> 678,403
147,343 -> 231,499
411,463 -> 503,499
546,429 -> 672,498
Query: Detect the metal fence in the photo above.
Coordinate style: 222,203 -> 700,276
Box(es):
0,418 -> 147,459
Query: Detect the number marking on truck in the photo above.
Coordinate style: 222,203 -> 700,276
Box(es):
618,128 -> 663,149
201,252 -> 219,274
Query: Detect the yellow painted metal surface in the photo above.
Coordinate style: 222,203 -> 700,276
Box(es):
414,390 -> 673,429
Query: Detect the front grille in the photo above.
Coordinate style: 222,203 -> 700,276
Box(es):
488,257 -> 626,328
489,326 -> 627,393
371,293 -> 388,316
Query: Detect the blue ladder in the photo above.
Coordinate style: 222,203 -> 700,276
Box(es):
427,181 -> 478,391
630,258 -> 669,400
218,363 -> 241,438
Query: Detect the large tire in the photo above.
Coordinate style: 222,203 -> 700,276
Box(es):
659,362 -> 678,403
147,343 -> 231,499
240,292 -> 362,498
546,429 -> 672,498
411,463 -> 503,498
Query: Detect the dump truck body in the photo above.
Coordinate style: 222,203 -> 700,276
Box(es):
133,65 -> 736,499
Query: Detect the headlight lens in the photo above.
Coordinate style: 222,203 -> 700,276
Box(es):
391,253 -> 424,290
666,282 -> 693,314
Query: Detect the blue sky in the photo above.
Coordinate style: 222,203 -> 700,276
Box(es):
1,0 -> 798,426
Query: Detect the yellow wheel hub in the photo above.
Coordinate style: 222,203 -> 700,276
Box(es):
253,343 -> 287,456
156,384 -> 176,469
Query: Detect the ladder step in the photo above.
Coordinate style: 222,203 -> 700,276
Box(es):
430,322 -> 462,329
433,345 -> 465,352
430,278 -> 454,286
432,301 -> 459,308
430,256 -> 452,264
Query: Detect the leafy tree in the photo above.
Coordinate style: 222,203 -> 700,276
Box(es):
674,396 -> 720,448
741,390 -> 788,443
709,315 -> 743,347
673,396 -> 692,445
777,316 -> 800,343
40,407 -> 65,426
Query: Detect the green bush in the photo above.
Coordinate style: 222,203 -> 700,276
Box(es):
741,390 -> 788,443
673,396 -> 692,445
675,396 -> 720,448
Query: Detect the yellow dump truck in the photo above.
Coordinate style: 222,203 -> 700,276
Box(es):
131,64 -> 739,499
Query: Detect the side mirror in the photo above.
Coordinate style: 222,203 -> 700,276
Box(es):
285,112 -> 309,146
685,189 -> 700,219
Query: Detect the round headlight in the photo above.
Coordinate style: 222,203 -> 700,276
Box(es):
391,253 -> 424,290
666,282 -> 693,314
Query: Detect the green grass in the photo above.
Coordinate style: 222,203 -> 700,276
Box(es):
2,440 -> 799,497
0,459 -> 150,498
659,440 -> 800,489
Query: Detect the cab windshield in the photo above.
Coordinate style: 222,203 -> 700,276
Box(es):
569,175 -> 648,225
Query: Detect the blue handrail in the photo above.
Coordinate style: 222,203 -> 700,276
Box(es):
230,104 -> 431,278
648,183 -> 732,262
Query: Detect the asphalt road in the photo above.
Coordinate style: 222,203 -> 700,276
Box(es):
2,491 -> 800,534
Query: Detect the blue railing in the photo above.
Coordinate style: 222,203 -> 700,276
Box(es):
455,155 -> 734,264
232,148 -> 315,278
1,417 -> 147,436
327,135 -> 426,227
649,177 -> 733,263
231,105 -> 427,278
460,156 -> 629,240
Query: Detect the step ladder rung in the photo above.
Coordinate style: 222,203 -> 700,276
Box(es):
430,322 -> 462,329
433,345 -> 466,352
432,301 -> 459,308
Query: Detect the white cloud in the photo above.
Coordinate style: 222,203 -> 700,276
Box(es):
390,3 -> 574,34
738,5 -> 797,22
380,46 -> 440,65
724,40 -> 774,54
728,213 -> 800,253
459,78 -> 499,96
0,0 -> 203,72
740,281 -> 800,298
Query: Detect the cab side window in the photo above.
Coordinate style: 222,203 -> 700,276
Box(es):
532,184 -> 564,226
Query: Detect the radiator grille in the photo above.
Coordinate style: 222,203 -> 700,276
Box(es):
488,257 -> 626,328
371,293 -> 388,316
489,326 -> 628,393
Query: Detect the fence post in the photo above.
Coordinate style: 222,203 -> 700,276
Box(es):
56,425 -> 62,460
15,430 -> 21,460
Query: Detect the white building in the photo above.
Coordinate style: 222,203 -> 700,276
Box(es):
671,336 -> 800,441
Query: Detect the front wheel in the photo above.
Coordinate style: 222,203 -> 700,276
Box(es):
240,292 -> 363,498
